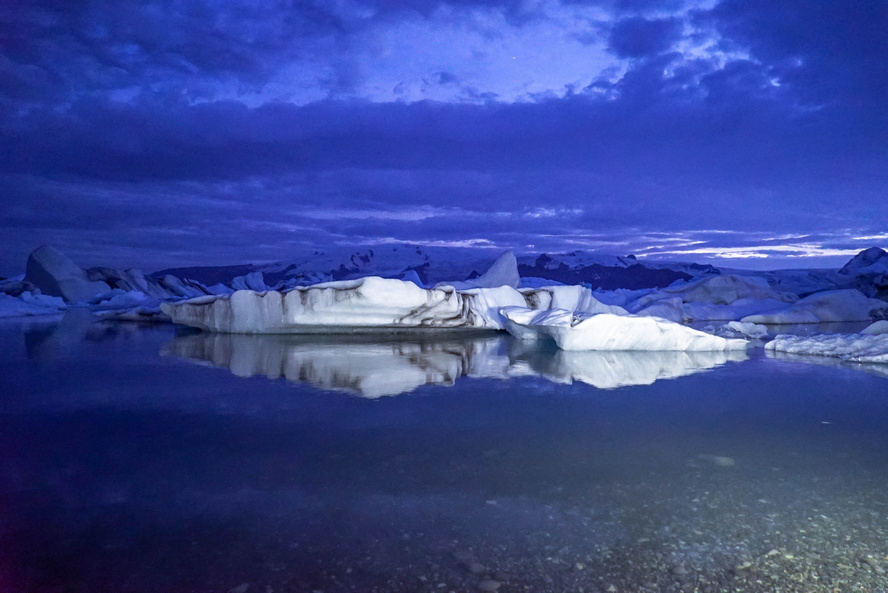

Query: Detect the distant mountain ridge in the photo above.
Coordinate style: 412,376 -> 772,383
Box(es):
152,246 -> 717,291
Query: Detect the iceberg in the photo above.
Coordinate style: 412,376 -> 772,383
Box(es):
436,251 -> 520,290
500,308 -> 748,351
741,289 -> 888,324
161,271 -> 626,336
765,332 -> 888,363
161,277 -> 527,333
627,274 -> 797,322
24,245 -> 112,303
862,320 -> 888,335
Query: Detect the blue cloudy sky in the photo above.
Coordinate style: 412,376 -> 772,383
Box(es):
1,0 -> 886,273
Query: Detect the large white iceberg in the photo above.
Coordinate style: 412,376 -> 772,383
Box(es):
501,308 -> 748,351
161,276 -> 527,333
161,275 -> 630,336
765,332 -> 888,363
741,289 -> 888,324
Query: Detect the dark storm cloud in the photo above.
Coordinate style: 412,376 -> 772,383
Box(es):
0,0 -> 365,108
708,0 -> 888,110
608,17 -> 683,58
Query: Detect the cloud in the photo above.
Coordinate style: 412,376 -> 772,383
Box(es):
609,17 -> 684,58
0,0 -> 886,273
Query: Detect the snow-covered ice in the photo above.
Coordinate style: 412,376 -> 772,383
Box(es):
161,277 -> 516,333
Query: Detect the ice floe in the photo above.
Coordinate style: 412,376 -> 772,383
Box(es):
0,292 -> 66,318
765,332 -> 888,363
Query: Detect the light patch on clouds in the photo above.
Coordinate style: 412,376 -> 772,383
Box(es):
357,236 -> 500,249
300,206 -> 448,221
642,243 -> 865,260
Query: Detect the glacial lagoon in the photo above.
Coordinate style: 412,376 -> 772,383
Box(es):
2,316 -> 888,592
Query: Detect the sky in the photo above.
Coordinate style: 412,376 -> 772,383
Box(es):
1,0 -> 886,275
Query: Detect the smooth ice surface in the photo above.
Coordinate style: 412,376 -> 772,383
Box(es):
742,289 -> 888,324
501,309 -> 748,351
765,332 -> 888,363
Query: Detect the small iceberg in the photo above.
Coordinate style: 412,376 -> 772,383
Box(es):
765,324 -> 888,364
501,308 -> 748,351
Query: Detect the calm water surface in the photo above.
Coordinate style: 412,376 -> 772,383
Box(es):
1,315 -> 887,593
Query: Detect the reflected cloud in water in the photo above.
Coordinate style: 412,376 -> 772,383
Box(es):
162,332 -> 748,396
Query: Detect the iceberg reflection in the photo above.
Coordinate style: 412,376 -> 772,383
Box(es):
162,333 -> 747,397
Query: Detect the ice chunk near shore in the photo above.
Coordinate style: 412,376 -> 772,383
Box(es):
742,289 -> 888,324
765,332 -> 888,363
0,292 -> 67,317
709,321 -> 769,340
501,309 -> 748,351
24,245 -> 112,303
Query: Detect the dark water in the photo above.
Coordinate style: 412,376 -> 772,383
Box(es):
1,315 -> 888,593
